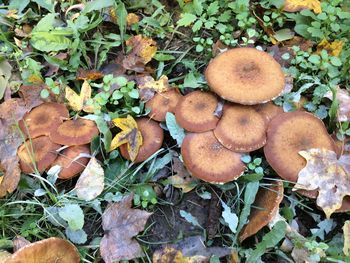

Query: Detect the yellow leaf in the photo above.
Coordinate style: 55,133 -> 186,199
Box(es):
138,75 -> 170,93
125,35 -> 157,64
152,247 -> 207,263
127,13 -> 140,26
293,148 -> 350,218
65,80 -> 99,113
317,39 -> 344,57
343,221 -> 350,256
109,115 -> 143,162
283,0 -> 321,14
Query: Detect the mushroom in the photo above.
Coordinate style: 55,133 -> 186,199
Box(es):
214,104 -> 267,152
239,181 -> 284,242
17,136 -> 61,174
205,48 -> 285,105
264,111 -> 336,182
50,118 -> 99,146
181,131 -> 245,183
175,91 -> 219,132
145,89 -> 182,122
19,102 -> 69,138
120,118 -> 164,163
51,145 -> 90,179
5,237 -> 80,263
254,102 -> 284,125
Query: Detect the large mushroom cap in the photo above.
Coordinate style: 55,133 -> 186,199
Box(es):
254,102 -> 284,124
17,136 -> 61,174
181,131 -> 245,183
214,104 -> 267,152
146,89 -> 182,122
50,118 -> 99,146
120,118 -> 164,163
19,102 -> 69,138
5,237 -> 80,263
239,181 -> 284,242
51,145 -> 90,179
205,48 -> 285,105
264,111 -> 336,182
175,91 -> 219,132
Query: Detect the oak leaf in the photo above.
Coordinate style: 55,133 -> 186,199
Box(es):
65,80 -> 99,113
293,148 -> 350,218
100,194 -> 152,263
283,0 -> 321,14
109,115 -> 143,162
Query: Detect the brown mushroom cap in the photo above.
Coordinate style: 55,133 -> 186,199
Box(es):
205,48 -> 285,105
175,91 -> 219,132
214,104 -> 267,152
51,145 -> 90,179
264,111 -> 336,182
50,118 -> 99,146
120,118 -> 164,163
19,102 -> 69,138
181,131 -> 245,183
17,136 -> 61,174
145,89 -> 182,122
239,181 -> 284,242
5,237 -> 80,263
254,102 -> 284,124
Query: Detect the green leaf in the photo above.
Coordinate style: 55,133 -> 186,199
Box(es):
32,13 -> 56,32
165,112 -> 185,146
83,0 -> 114,13
116,1 -> 127,43
246,221 -> 287,263
179,210 -> 202,228
32,0 -> 55,12
308,54 -> 321,65
218,10 -> 231,22
58,204 -> 84,231
193,0 -> 204,16
192,19 -> 203,32
30,32 -> 71,52
273,28 -> 295,42
0,60 -> 12,100
177,13 -> 197,27
8,0 -> 30,13
153,53 -> 175,61
65,227 -> 87,244
207,1 -> 219,16
221,201 -> 238,233
330,57 -> 342,67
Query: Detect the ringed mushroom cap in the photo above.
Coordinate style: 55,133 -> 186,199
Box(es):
214,104 -> 267,152
145,89 -> 182,122
120,118 -> 164,163
50,118 -> 99,146
5,237 -> 80,263
181,131 -> 245,183
254,102 -> 284,124
264,111 -> 336,182
205,48 -> 285,105
239,181 -> 284,242
17,136 -> 61,174
19,102 -> 69,138
175,91 -> 219,132
51,145 -> 90,179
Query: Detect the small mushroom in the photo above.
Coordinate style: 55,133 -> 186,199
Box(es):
17,136 -> 61,174
175,91 -> 219,132
120,118 -> 164,163
239,181 -> 284,242
254,102 -> 284,124
50,118 -> 99,146
181,131 -> 245,183
51,145 -> 90,179
205,47 -> 285,105
214,104 -> 267,152
264,111 -> 336,182
145,89 -> 182,122
5,237 -> 80,263
19,102 -> 69,138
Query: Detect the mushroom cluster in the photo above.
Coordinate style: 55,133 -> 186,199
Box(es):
17,102 -> 98,179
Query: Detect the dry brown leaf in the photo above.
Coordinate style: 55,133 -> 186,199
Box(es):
76,68 -> 104,81
324,87 -> 350,122
317,39 -> 344,57
283,0 -> 321,14
100,194 -> 152,263
293,148 -> 350,218
137,75 -> 170,101
123,35 -> 157,72
127,13 -> 140,26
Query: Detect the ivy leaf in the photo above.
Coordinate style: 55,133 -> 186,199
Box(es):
109,115 -> 143,162
58,204 -> 84,231
177,13 -> 197,27
65,80 -> 99,113
293,148 -> 350,218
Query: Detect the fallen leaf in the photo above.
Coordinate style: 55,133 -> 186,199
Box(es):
0,60 -> 12,100
324,87 -> 350,122
127,13 -> 140,26
343,221 -> 350,256
123,35 -> 157,72
317,39 -> 344,57
293,148 -> 350,218
75,157 -> 104,201
152,247 -> 207,263
45,52 -> 68,77
138,75 -> 170,101
65,80 -> 99,113
100,194 -> 152,263
76,68 -> 104,81
109,115 -> 143,162
283,0 -> 321,14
